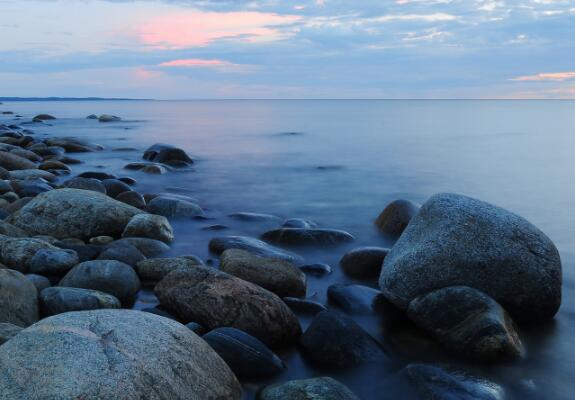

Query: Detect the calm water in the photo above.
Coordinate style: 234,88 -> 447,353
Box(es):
2,100 -> 575,399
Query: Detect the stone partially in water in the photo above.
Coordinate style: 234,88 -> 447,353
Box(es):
0,151 -> 37,171
209,236 -> 303,263
259,377 -> 359,400
327,284 -> 384,315
98,114 -> 121,122
282,218 -> 317,229
229,212 -> 280,222
116,191 -> 146,209
283,297 -> 326,315
340,246 -> 389,280
0,269 -> 38,327
122,213 -> 174,244
60,177 -> 107,193
40,286 -> 121,316
101,178 -> 131,199
262,228 -> 354,246
380,193 -> 562,323
0,309 -> 243,399
143,143 -> 194,166
375,199 -> 421,236
147,196 -> 204,218
299,263 -> 332,276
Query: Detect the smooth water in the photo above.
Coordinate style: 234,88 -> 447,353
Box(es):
2,100 -> 575,399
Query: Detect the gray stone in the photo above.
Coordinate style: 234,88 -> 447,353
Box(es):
0,219 -> 28,237
25,274 -> 51,292
97,241 -> 145,267
61,177 -> 106,193
0,322 -> 22,345
209,236 -> 303,263
259,377 -> 359,400
328,284 -> 384,315
0,310 -> 242,399
40,286 -> 121,316
29,248 -> 79,275
135,257 -> 202,283
147,196 -> 204,218
380,193 -> 562,322
229,212 -> 280,222
102,178 -> 131,198
262,228 -> 354,246
143,143 -> 193,166
283,297 -> 326,315
340,246 -> 389,279
114,237 -> 170,257
282,218 -> 317,229
10,169 -> 57,182
98,114 -> 121,122
142,164 -> 168,174
375,199 -> 421,235
0,237 -> 58,272
116,191 -> 146,209
0,151 -> 36,170
122,213 -> 174,244
0,269 -> 38,327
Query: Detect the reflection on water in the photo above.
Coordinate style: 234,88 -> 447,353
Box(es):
2,100 -> 575,399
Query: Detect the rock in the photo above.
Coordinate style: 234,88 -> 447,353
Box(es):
114,237 -> 170,257
4,197 -> 32,213
122,214 -> 173,244
0,310 -> 242,399
101,178 -> 131,198
135,257 -> 202,283
229,212 -> 280,222
375,199 -> 421,235
282,218 -> 317,229
29,248 -> 79,275
0,151 -> 37,170
283,297 -> 326,315
0,322 -> 23,345
97,241 -> 145,266
209,236 -> 303,263
155,266 -> 301,348
262,228 -> 354,246
300,310 -> 386,368
143,143 -> 194,166
0,219 -> 28,237
10,148 -> 42,162
220,249 -> 306,298
147,196 -> 204,218
259,377 -> 359,400
383,363 -> 504,400
408,286 -> 524,361
1,191 -> 19,203
116,191 -> 146,209
61,177 -> 106,193
25,273 -> 51,292
59,260 -> 141,304
118,176 -> 136,186
40,286 -> 121,316
98,114 -> 121,122
202,224 -> 228,231
185,322 -> 206,335
86,114 -> 98,119
39,160 -> 71,172
45,137 -> 102,153
142,164 -> 168,174
55,242 -> 102,262
328,284 -> 385,315
32,114 -> 56,122
10,178 -> 53,197
203,327 -> 285,380
380,193 -> 562,323
340,247 -> 389,279
142,307 -> 177,320
77,171 -> 118,180
32,145 -> 65,157
7,189 -> 144,240
299,263 -> 332,276
0,269 -> 38,327
0,237 -> 58,272
89,236 -> 114,245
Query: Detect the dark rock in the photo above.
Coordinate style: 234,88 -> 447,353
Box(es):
185,322 -> 206,335
29,248 -> 79,275
299,263 -> 332,276
209,236 -> 303,263
340,246 -> 389,279
282,218 -> 317,229
40,286 -> 121,316
89,236 -> 114,245
97,241 -> 146,266
101,178 -> 131,198
262,228 -> 354,246
328,284 -> 385,315
135,257 -> 202,283
61,177 -> 106,193
202,224 -> 229,231
283,297 -> 326,315
122,214 -> 173,244
142,164 -> 168,174
10,178 -> 54,197
259,377 -> 359,400
86,114 -> 98,119
0,237 -> 58,272
54,242 -> 102,262
98,114 -> 121,122
0,269 -> 38,327
10,169 -> 56,181
0,219 -> 28,237
0,322 -> 22,345
39,160 -> 71,172
229,212 -> 280,222
116,191 -> 146,209
26,273 -> 52,292
143,143 -> 194,166
375,199 -> 421,236
32,114 -> 56,122
147,196 -> 203,218
118,176 -> 136,185
114,237 -> 170,257
0,151 -> 37,170
77,171 -> 118,181
141,307 -> 177,320
45,138 -> 102,153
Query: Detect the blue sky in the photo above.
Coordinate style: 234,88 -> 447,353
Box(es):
0,0 -> 574,99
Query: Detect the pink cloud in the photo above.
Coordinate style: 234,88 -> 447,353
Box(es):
158,59 -> 230,68
134,68 -> 163,79
138,11 -> 301,49
510,71 -> 575,81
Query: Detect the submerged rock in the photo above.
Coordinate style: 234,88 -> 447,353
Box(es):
327,284 -> 384,315
229,212 -> 280,222
32,114 -> 56,122
143,143 -> 194,166
0,310 -> 243,399
209,236 -> 303,263
40,286 -> 121,316
282,218 -> 317,229
98,114 -> 121,122
262,228 -> 354,246
0,269 -> 38,327
340,246 -> 389,279
259,377 -> 359,400
299,263 -> 332,276
122,213 -> 174,244
375,199 -> 421,236
283,297 -> 326,315
380,193 -> 562,323
147,196 -> 203,218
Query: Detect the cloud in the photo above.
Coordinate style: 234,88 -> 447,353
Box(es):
510,72 -> 575,81
158,58 -> 255,72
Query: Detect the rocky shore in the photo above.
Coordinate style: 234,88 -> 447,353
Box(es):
0,110 -> 563,399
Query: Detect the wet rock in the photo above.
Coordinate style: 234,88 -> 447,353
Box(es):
0,269 -> 38,327
114,237 -> 170,257
10,168 -> 56,182
300,310 -> 386,368
4,197 -> 32,213
61,177 -> 107,193
98,114 -> 121,122
375,199 -> 421,236
0,151 -> 37,170
32,114 -> 56,122
142,164 -> 168,174
380,193 -> 562,323
1,191 -> 19,203
209,236 -> 303,263
259,377 -> 359,400
0,237 -> 58,272
26,273 -> 51,292
143,143 -> 193,166
11,178 -> 53,197
340,246 -> 389,279
0,167 -> 10,180
7,188 -> 144,240
408,286 -> 524,361
229,212 -> 280,222
203,224 -> 228,231
45,137 -> 102,153
0,322 -> 22,345
203,327 -> 286,380
282,218 -> 317,229
77,171 -> 117,180
102,178 -> 131,198
220,249 -> 306,298
55,242 -> 102,262
328,284 -> 384,315
97,241 -> 146,266
86,114 -> 98,119
115,191 -> 145,210
142,307 -> 176,320
10,148 -> 42,162
0,309 -> 242,399
147,196 -> 204,218
32,145 -> 65,157
135,257 -> 202,283
283,297 -> 326,315
59,260 -> 141,304
299,263 -> 332,276
186,322 -> 206,335
155,266 -> 301,348
40,286 -> 121,316
29,248 -> 79,275
118,176 -> 136,186
89,236 -> 114,246
39,160 -> 71,172
0,219 -> 28,237
122,214 -> 173,244
262,228 -> 354,246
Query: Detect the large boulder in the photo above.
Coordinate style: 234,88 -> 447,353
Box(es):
0,269 -> 38,327
155,266 -> 301,348
380,193 -> 562,322
0,310 -> 242,399
7,189 -> 144,240
259,377 -> 359,400
220,249 -> 306,298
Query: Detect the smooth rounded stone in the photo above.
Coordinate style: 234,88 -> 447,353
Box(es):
220,249 -> 306,298
141,307 -> 177,320
39,160 -> 71,172
57,237 -> 83,245
203,327 -> 286,380
77,171 -> 118,180
382,363 -> 504,400
340,246 -> 389,279
10,169 -> 56,182
185,321 -> 206,335
259,377 -> 359,400
122,213 -> 173,244
0,151 -> 37,170
0,219 -> 28,237
202,224 -> 229,231
299,263 -> 332,276
102,178 -> 132,198
89,236 -> 114,245
0,167 -> 10,180
0,269 -> 39,326
118,176 -> 136,185
4,196 -> 32,213
375,199 -> 421,236
142,164 -> 168,174
147,196 -> 204,218
10,178 -> 54,197
26,273 -> 52,292
116,190 -> 146,209
262,228 -> 354,246
0,322 -> 23,345
32,114 -> 56,122
45,137 -> 102,153
0,179 -> 12,193
380,193 -> 562,323
55,242 -> 102,262
29,248 -> 79,276
0,309 -> 243,399
143,143 -> 194,165
300,310 -> 386,368
209,236 -> 303,263
59,260 -> 141,304
282,218 -> 318,229
86,114 -> 98,119
0,198 -> 9,208
33,145 -> 65,157
10,148 -> 42,162
124,161 -> 161,171
408,286 -> 524,361
327,284 -> 385,315
7,188 -> 144,240
1,191 -> 19,203
61,177 -> 106,193
135,257 -> 202,283
155,266 -> 302,348
40,286 -> 121,316
0,237 -> 58,272
114,237 -> 170,257
97,241 -> 146,266
98,114 -> 121,122
229,212 -> 280,222
283,297 -> 326,315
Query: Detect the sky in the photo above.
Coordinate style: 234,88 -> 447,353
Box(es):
0,0 -> 574,99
